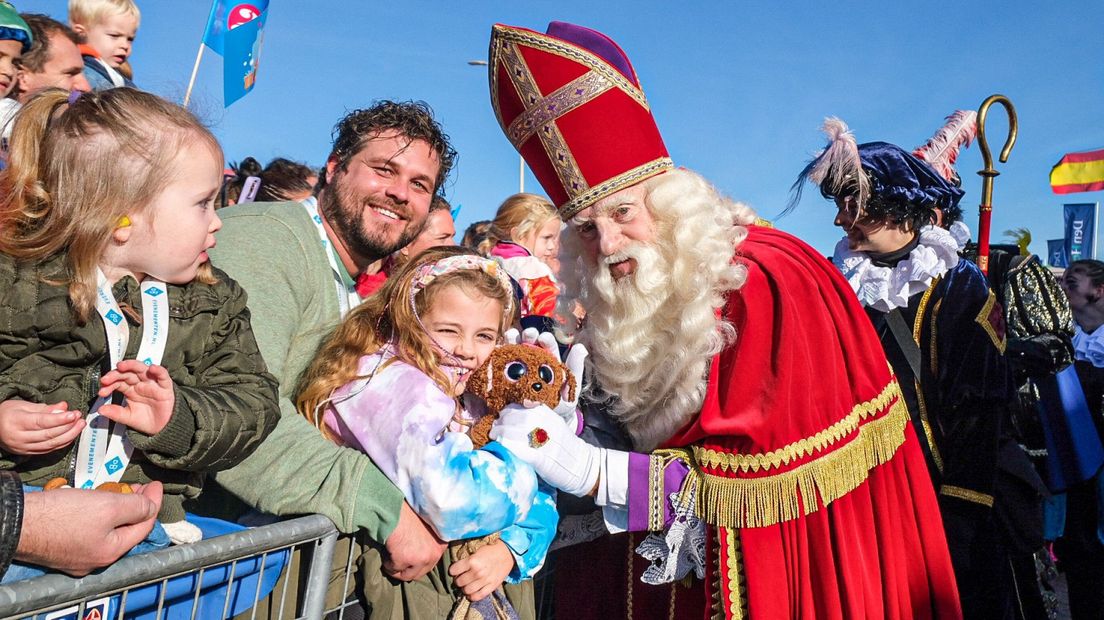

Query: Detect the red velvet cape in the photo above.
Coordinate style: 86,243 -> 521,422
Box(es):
556,226 -> 961,619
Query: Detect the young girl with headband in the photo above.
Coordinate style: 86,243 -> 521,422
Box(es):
0,88 -> 279,547
297,245 -> 557,617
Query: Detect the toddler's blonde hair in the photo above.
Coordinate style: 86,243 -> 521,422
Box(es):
68,0 -> 141,28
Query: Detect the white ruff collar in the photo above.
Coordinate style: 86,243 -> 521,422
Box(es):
1073,325 -> 1104,368
947,221 -> 971,251
833,225 -> 961,312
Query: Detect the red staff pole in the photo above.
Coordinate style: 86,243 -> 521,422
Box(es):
975,95 -> 1018,275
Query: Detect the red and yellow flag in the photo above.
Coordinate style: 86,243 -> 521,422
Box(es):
1051,148 -> 1104,194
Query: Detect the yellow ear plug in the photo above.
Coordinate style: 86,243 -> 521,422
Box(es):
117,216 -> 131,228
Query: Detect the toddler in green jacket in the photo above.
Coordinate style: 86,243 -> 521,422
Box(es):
0,87 -> 280,545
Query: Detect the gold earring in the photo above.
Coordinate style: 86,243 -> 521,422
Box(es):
117,216 -> 131,228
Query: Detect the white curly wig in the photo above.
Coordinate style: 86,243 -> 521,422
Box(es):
557,168 -> 756,450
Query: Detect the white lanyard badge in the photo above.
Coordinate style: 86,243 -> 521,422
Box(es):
73,271 -> 170,489
301,197 -> 361,317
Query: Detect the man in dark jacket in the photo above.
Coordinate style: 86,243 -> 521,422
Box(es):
798,118 -> 1023,618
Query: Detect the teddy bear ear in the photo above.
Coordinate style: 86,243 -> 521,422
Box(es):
561,367 -> 576,403
467,360 -> 494,398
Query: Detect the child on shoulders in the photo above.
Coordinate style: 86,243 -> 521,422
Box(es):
69,0 -> 139,90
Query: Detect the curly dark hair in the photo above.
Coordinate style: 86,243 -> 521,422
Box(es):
320,100 -> 456,193
819,174 -> 958,233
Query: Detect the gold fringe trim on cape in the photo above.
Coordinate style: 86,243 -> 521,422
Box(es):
693,380 -> 901,474
680,383 -> 910,529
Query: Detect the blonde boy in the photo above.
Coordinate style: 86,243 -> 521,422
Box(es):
68,0 -> 138,89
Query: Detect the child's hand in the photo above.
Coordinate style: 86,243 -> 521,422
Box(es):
448,539 -> 515,602
0,399 -> 85,455
97,361 -> 175,436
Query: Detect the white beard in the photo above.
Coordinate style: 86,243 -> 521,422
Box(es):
581,243 -> 714,451
557,169 -> 753,452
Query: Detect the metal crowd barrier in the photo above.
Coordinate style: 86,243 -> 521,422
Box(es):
0,514 -> 346,620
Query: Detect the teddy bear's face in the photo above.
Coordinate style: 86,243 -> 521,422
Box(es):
465,344 -> 575,415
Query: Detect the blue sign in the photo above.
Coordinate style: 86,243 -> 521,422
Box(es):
1064,203 -> 1097,262
1047,238 -> 1069,268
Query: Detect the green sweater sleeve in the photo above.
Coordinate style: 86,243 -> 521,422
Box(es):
206,203 -> 404,540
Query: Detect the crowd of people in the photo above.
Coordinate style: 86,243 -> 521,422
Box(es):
0,2 -> 1100,619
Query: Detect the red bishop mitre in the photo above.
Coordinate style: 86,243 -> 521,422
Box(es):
489,22 -> 674,220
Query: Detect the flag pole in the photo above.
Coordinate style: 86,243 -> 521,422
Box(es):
1094,202 -> 1099,259
185,0 -> 221,108
182,44 -> 205,108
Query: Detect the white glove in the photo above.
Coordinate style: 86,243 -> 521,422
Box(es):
504,328 -> 587,427
490,402 -> 600,497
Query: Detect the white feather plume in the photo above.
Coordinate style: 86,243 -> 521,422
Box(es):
913,110 -> 978,182
808,117 -> 869,207
784,117 -> 869,218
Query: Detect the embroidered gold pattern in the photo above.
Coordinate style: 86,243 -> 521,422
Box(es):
724,527 -> 748,619
543,122 -> 593,200
913,278 -> 939,343
710,531 -> 725,620
559,158 -> 675,219
930,298 -> 943,374
976,291 -> 1008,353
488,38 -> 504,130
683,382 -> 910,529
507,70 -> 612,146
911,279 -> 944,473
494,41 -> 542,129
648,453 -> 666,531
667,580 -> 678,620
489,25 -> 672,217
492,25 -> 651,110
1007,258 -> 1073,338
940,484 -> 995,507
914,379 -> 944,473
496,40 -> 590,198
626,531 -> 634,619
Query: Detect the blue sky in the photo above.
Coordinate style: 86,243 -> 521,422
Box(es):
31,0 -> 1104,256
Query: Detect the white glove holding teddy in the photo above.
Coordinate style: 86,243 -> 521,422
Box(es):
503,328 -> 587,428
490,402 -> 601,497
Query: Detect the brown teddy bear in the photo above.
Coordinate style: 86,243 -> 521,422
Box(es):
448,342 -> 574,619
464,343 -> 576,448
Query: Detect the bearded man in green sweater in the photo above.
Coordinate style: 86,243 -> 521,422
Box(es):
203,101 -> 455,589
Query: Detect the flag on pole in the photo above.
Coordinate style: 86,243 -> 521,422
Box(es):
201,1 -> 269,106
1047,238 -> 1068,268
1063,203 -> 1097,261
1051,148 -> 1104,194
